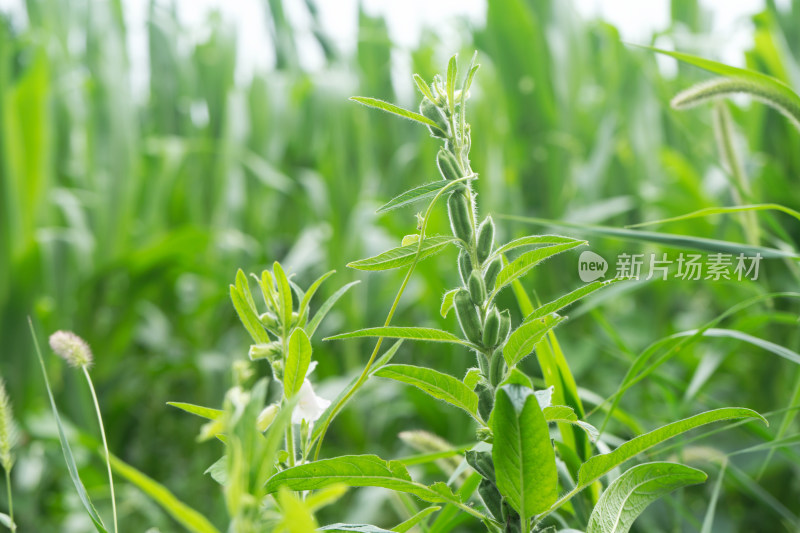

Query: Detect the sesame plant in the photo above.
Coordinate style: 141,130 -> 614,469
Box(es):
252,55 -> 767,533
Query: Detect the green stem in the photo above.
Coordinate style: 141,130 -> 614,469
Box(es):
285,422 -> 296,468
83,366 -> 117,533
5,469 -> 13,532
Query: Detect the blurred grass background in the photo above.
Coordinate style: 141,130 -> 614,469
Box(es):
1,0 -> 800,530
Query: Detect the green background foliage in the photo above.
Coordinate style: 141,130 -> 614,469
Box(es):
1,0 -> 800,530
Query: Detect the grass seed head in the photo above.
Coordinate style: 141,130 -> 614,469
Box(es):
49,330 -> 93,368
0,377 -> 18,472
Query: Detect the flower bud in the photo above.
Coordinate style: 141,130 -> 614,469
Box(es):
436,149 -> 461,181
419,98 -> 449,138
49,331 -> 93,368
259,312 -> 279,330
468,270 -> 486,306
448,191 -> 473,245
497,310 -> 512,344
475,426 -> 493,443
476,216 -> 494,264
482,308 -> 500,348
483,256 -> 502,291
256,403 -> 280,432
271,359 -> 284,380
458,250 -> 472,286
249,341 -> 281,361
454,290 -> 482,345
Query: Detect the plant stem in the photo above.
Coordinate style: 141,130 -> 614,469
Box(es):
83,366 -> 118,533
5,469 -> 13,532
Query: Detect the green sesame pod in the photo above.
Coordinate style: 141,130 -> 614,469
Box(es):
458,251 -> 472,286
476,216 -> 495,264
482,308 -> 500,348
468,270 -> 486,306
448,191 -> 474,244
483,256 -> 502,291
436,149 -> 461,180
454,289 -> 482,344
478,479 -> 503,521
497,309 -> 511,344
419,98 -> 449,138
489,347 -> 505,387
475,381 -> 494,420
503,504 -> 522,533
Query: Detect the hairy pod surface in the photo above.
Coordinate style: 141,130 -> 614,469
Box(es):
454,289 -> 482,344
448,191 -> 474,245
436,149 -> 462,180
458,250 -> 473,286
483,255 -> 501,291
468,270 -> 487,305
476,216 -> 495,263
475,381 -> 494,421
497,309 -> 512,344
489,347 -> 505,386
478,479 -> 503,521
482,308 -> 500,348
419,98 -> 449,138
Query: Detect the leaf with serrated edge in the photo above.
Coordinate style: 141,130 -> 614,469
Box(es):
347,236 -> 455,271
587,462 -> 707,533
375,365 -> 478,416
492,385 -> 558,522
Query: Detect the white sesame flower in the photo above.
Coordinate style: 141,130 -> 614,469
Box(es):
291,362 -> 330,425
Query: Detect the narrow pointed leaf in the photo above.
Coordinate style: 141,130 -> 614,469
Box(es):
374,365 -> 479,416
350,97 -> 445,133
504,314 -> 565,367
493,241 -> 587,295
494,235 -> 584,257
326,327 -> 470,346
230,284 -> 270,344
392,506 -> 441,532
306,281 -> 360,337
273,262 -> 294,331
347,236 -> 456,271
587,462 -> 707,533
284,328 -> 312,397
167,402 -> 222,421
525,279 -> 622,323
377,181 -> 451,213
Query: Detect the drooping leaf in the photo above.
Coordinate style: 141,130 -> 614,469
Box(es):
110,454 -> 220,533
347,236 -> 456,271
493,241 -> 587,295
350,96 -> 446,134
492,385 -> 558,522
577,408 -> 765,488
440,288 -> 458,318
374,365 -> 479,417
377,181 -> 451,213
284,328 -> 312,397
587,462 -> 707,533
167,402 -> 222,421
325,327 -> 471,347
504,314 -> 565,367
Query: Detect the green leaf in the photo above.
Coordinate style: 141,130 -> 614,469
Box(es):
264,455 -> 463,507
306,281 -> 360,337
413,73 -> 436,102
578,408 -> 766,488
525,279 -> 623,323
376,181 -> 451,214
374,365 -> 479,417
284,328 -> 312,397
273,262 -> 294,332
492,385 -> 558,522
446,54 -> 457,114
627,204 -> 800,229
325,327 -> 471,347
109,454 -> 220,533
392,506 -> 441,532
350,96 -> 446,134
587,462 -> 707,533
298,270 -> 336,325
230,284 -> 270,345
504,314 -> 565,367
29,319 -> 108,533
320,525 -> 393,532
347,236 -> 456,271
494,235 -> 585,257
543,406 -> 599,442
166,402 -> 222,421
493,240 -> 587,295
440,288 -> 458,318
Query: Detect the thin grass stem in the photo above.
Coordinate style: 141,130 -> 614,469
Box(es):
83,366 -> 118,533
